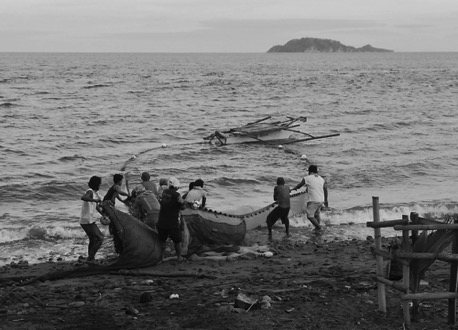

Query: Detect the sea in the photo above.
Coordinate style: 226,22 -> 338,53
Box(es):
1,52 -> 457,266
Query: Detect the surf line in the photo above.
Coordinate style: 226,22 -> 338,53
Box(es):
120,140 -> 209,172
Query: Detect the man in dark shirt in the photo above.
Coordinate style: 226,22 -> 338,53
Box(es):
266,177 -> 291,239
156,177 -> 186,261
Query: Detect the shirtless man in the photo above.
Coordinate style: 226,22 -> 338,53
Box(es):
103,173 -> 129,206
266,177 -> 290,239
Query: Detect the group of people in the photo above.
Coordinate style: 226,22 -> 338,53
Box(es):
266,165 -> 328,239
79,164 -> 328,263
79,171 -> 208,263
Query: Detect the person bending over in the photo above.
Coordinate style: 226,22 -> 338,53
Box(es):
291,165 -> 328,231
156,177 -> 186,262
266,177 -> 291,239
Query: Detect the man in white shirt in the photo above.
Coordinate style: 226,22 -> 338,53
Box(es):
185,178 -> 207,209
291,165 -> 328,230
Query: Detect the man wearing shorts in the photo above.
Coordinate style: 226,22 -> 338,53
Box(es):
291,165 -> 328,230
266,177 -> 291,239
156,177 -> 186,261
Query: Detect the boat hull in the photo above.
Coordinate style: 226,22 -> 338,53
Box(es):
212,129 -> 296,145
180,191 -> 307,253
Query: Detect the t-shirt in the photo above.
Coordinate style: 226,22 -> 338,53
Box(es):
303,174 -> 325,202
273,185 -> 290,209
137,191 -> 160,214
185,187 -> 207,203
157,188 -> 185,229
80,189 -> 101,224
142,181 -> 158,196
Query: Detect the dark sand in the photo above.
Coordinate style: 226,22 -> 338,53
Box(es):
0,233 -> 455,330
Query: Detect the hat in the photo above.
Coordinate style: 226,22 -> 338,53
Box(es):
168,177 -> 180,189
141,172 -> 150,181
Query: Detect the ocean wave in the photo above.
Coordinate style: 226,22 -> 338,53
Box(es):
0,102 -> 18,108
58,154 -> 87,162
83,84 -> 112,89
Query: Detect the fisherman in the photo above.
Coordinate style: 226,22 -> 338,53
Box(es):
291,165 -> 328,231
157,178 -> 168,200
156,177 -> 186,262
80,176 -> 104,264
141,171 -> 158,197
266,177 -> 290,239
182,181 -> 195,200
103,173 -> 129,206
184,178 -> 207,209
131,185 -> 161,229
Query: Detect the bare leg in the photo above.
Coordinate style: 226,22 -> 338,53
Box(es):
174,243 -> 183,262
160,242 -> 166,261
315,209 -> 321,225
307,216 -> 322,230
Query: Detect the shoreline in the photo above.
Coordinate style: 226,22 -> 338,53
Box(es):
0,236 -> 452,329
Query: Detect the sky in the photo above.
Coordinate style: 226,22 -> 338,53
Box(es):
1,0 -> 457,53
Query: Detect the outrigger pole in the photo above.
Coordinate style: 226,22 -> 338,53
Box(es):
280,133 -> 340,145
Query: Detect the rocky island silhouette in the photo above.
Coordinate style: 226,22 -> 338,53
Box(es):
267,37 -> 393,53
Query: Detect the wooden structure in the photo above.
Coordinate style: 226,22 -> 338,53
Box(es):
203,116 -> 340,145
367,196 -> 458,328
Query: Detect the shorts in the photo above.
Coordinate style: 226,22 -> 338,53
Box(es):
306,202 -> 323,218
266,207 -> 290,227
157,227 -> 182,244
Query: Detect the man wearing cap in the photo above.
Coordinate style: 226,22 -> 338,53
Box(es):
141,171 -> 158,197
156,177 -> 186,261
131,185 -> 161,229
291,165 -> 328,231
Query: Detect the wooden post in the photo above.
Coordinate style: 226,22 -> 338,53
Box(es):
410,212 -> 419,321
448,219 -> 458,324
372,196 -> 386,313
410,212 -> 419,245
402,223 -> 411,328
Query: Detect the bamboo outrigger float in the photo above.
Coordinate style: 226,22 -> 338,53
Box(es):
203,116 -> 340,146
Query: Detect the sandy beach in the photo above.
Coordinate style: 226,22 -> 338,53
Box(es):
0,234 -> 454,330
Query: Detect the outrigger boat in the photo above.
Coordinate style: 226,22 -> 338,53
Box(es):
203,116 -> 339,146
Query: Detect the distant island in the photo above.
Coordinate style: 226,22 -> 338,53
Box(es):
267,37 -> 393,53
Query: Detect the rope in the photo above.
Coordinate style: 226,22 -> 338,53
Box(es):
120,140 -> 209,171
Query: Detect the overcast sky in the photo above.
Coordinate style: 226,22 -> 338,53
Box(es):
1,0 -> 457,53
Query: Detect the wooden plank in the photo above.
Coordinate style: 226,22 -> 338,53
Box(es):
373,196 -> 387,313
402,224 -> 411,328
394,224 -> 458,231
367,219 -> 407,228
403,292 -> 458,301
397,252 -> 458,262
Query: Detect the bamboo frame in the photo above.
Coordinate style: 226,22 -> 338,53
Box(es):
368,197 -> 458,328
